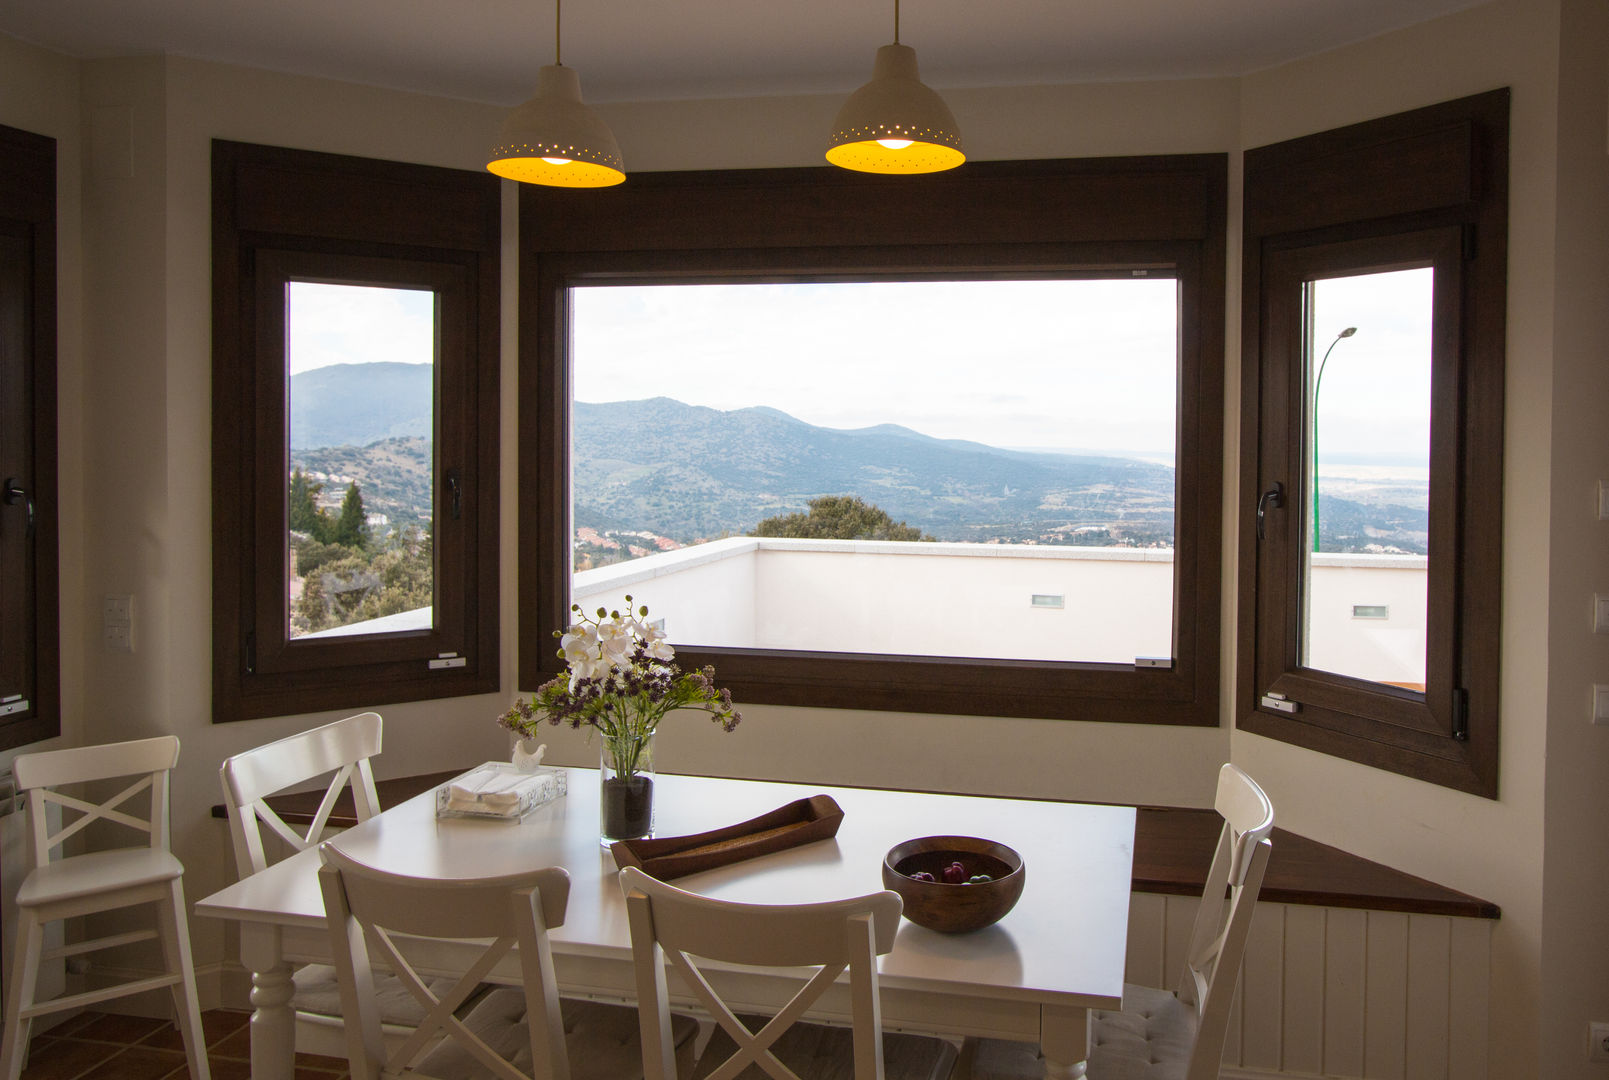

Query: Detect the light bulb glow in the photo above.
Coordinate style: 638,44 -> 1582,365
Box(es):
542,156 -> 573,166
877,138 -> 914,150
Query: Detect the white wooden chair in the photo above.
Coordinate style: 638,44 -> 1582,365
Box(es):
318,844 -> 699,1080
965,763 -> 1275,1080
619,864 -> 959,1080
0,735 -> 210,1080
220,711 -> 464,1057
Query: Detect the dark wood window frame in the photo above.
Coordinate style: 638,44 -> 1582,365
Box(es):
1237,90 -> 1508,796
212,141 -> 500,723
518,156 -> 1227,724
0,124 -> 61,751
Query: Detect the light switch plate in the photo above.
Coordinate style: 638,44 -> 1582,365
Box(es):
1597,595 -> 1609,634
1600,479 -> 1609,520
1595,686 -> 1609,726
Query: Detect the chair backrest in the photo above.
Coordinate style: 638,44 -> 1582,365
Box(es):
1177,763 -> 1275,1080
317,843 -> 572,1080
619,864 -> 904,1080
12,735 -> 181,870
220,712 -> 383,878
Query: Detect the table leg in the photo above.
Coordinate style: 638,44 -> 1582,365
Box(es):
1037,1004 -> 1090,1080
240,924 -> 297,1080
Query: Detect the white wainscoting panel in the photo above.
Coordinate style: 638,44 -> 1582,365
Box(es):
1124,893 -> 1492,1080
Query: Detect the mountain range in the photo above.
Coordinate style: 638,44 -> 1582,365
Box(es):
574,397 -> 1177,544
285,364 -> 1428,552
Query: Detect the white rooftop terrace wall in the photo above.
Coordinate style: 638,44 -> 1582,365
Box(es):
573,538 -> 1428,682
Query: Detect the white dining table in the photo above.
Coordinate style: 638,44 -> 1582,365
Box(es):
195,768 -> 1135,1080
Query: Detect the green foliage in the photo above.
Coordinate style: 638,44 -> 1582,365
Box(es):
751,495 -> 932,542
290,522 -> 433,637
288,467 -> 334,543
334,482 -> 370,550
295,540 -> 350,578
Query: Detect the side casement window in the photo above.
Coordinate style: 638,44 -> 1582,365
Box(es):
0,124 -> 60,750
212,141 -> 500,722
1237,90 -> 1508,796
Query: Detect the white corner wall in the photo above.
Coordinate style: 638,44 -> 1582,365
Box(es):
1231,2 -> 1560,1077
1539,1 -> 1609,1077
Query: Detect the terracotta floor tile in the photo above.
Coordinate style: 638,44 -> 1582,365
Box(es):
138,1009 -> 250,1053
38,1012 -> 102,1038
205,1025 -> 251,1061
17,1036 -> 120,1080
68,1013 -> 171,1045
79,1046 -> 188,1080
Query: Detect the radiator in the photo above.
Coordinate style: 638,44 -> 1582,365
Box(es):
0,770 -> 65,1023
1127,892 -> 1492,1079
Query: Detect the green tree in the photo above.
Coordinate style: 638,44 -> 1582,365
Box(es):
334,481 -> 371,550
288,467 -> 333,542
751,495 -> 932,542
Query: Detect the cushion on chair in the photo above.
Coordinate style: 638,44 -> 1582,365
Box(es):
967,984 -> 1198,1080
693,1015 -> 958,1080
16,849 -> 184,907
290,963 -> 467,1029
416,987 -> 698,1080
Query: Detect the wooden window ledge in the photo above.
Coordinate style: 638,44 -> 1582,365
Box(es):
211,771 -> 1498,920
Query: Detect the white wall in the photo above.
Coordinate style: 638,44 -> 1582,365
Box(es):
1232,3 -> 1560,1076
1539,1 -> 1609,1077
0,0 -> 1586,1073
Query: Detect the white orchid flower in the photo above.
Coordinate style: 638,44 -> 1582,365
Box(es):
560,628 -> 593,660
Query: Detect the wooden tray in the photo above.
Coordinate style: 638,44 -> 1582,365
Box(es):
609,794 -> 844,880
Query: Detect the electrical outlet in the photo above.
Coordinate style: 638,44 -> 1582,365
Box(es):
103,594 -> 133,653
1591,1021 -> 1609,1063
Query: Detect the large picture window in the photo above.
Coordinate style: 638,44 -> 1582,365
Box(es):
1238,91 -> 1508,795
212,141 -> 500,722
520,157 -> 1226,724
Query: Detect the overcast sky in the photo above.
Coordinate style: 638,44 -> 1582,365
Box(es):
288,271 -> 1434,463
573,279 -> 1180,455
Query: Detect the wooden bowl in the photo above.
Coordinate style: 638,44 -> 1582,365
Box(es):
882,836 -> 1025,933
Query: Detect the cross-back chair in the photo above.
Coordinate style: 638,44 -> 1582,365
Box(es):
318,844 -> 698,1080
220,712 -> 463,1057
965,763 -> 1275,1080
0,735 -> 209,1080
619,864 -> 958,1080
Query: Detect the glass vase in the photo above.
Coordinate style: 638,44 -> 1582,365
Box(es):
599,730 -> 655,846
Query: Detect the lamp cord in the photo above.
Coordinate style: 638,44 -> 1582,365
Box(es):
894,0 -> 900,43
555,0 -> 562,65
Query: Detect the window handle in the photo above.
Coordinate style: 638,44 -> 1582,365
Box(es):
446,468 -> 462,521
1256,482 -> 1283,541
2,478 -> 33,538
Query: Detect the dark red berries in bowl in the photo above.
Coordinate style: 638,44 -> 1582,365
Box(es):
883,836 -> 1025,933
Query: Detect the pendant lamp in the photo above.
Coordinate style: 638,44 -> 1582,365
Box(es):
487,0 -> 624,187
825,0 -> 964,175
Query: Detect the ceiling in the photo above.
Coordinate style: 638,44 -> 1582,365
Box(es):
3,0 -> 1488,106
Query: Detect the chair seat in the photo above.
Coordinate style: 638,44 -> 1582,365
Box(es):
15,848 -> 183,908
968,984 -> 1198,1080
694,1015 -> 958,1080
417,987 -> 699,1080
289,963 -> 467,1029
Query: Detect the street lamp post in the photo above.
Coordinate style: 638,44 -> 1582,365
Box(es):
1311,326 -> 1357,553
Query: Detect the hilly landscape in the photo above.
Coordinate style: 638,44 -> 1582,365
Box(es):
573,398 -> 1177,546
285,364 -> 1429,558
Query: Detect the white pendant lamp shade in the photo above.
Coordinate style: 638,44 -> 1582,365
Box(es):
488,63 -> 625,188
826,43 -> 964,175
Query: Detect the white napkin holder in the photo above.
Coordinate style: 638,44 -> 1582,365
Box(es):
436,762 -> 567,821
